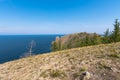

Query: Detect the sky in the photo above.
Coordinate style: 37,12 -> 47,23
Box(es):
0,0 -> 120,35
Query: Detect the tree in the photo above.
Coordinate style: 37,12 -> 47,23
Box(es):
51,36 -> 62,51
21,40 -> 36,58
103,28 -> 110,43
51,41 -> 58,51
92,33 -> 101,45
55,36 -> 61,50
104,28 -> 110,37
111,19 -> 120,42
84,36 -> 91,46
29,40 -> 35,56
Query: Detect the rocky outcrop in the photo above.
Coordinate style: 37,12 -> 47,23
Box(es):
79,71 -> 91,80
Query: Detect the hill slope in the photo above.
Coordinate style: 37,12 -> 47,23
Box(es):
0,43 -> 120,80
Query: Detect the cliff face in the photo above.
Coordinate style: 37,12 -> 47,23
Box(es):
0,42 -> 120,80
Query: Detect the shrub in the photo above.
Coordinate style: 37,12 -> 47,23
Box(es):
108,54 -> 120,58
98,62 -> 111,70
50,69 -> 66,78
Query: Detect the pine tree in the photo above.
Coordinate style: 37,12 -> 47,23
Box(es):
111,19 -> 120,42
104,28 -> 110,37
92,33 -> 101,45
85,36 -> 91,46
51,42 -> 58,51
103,28 -> 110,43
55,36 -> 61,50
51,36 -> 62,51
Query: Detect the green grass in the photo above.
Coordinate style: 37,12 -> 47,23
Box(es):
108,53 -> 120,58
50,69 -> 66,78
98,62 -> 111,70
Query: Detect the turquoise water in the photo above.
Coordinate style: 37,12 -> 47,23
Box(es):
0,35 -> 62,64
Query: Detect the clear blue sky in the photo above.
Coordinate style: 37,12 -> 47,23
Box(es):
0,0 -> 120,35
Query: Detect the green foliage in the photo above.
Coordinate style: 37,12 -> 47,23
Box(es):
104,29 -> 110,37
80,67 -> 86,72
98,62 -> 111,70
92,33 -> 102,45
102,29 -> 111,43
111,19 -> 120,42
103,19 -> 120,43
51,19 -> 120,52
51,36 -> 62,51
50,70 -> 66,78
109,53 -> 120,58
51,33 -> 102,51
51,42 -> 58,51
40,71 -> 48,78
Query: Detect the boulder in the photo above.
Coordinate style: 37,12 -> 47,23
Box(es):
79,71 -> 91,80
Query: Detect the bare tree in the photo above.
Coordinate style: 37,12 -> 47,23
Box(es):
29,40 -> 36,56
21,40 -> 36,58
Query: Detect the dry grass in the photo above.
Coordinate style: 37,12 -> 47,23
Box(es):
0,42 -> 120,80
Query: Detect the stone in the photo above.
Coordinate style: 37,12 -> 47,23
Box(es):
79,71 -> 91,80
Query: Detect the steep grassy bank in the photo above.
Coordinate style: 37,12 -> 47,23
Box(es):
0,42 -> 120,80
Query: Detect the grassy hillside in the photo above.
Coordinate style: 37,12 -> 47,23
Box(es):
0,42 -> 120,80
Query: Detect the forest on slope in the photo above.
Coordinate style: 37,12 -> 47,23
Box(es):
51,19 -> 120,51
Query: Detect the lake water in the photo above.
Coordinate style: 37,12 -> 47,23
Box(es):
0,35 -> 62,64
